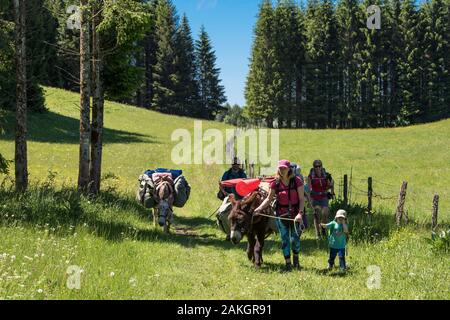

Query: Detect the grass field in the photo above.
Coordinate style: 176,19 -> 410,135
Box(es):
0,87 -> 449,300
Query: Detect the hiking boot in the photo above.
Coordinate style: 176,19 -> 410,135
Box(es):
293,255 -> 300,270
283,263 -> 292,273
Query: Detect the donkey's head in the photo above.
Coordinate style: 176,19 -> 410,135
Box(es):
156,178 -> 174,227
228,192 -> 259,245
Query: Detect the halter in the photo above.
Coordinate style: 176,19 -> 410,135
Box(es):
230,189 -> 268,235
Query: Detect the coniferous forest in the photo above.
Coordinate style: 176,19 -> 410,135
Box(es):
0,0 -> 449,129
245,0 -> 449,128
0,0 -> 226,119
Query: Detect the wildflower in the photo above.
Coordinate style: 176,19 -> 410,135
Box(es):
109,272 -> 115,277
37,289 -> 43,294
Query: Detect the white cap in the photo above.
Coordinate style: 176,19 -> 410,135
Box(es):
335,209 -> 347,220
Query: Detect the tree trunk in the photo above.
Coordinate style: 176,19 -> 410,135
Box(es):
89,2 -> 104,195
78,0 -> 91,193
14,0 -> 28,192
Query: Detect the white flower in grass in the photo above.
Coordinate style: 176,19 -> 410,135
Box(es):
109,272 -> 115,277
37,289 -> 43,294
10,255 -> 16,261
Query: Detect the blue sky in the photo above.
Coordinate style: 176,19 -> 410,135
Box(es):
173,0 -> 260,106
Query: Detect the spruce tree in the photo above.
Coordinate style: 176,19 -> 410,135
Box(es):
274,0 -> 296,128
0,0 -> 15,110
336,0 -> 363,128
245,0 -> 278,128
174,14 -> 200,116
396,0 -> 422,124
420,0 -> 449,121
303,0 -> 338,128
152,0 -> 179,114
195,25 -> 226,120
293,4 -> 306,128
137,0 -> 157,109
357,0 -> 386,127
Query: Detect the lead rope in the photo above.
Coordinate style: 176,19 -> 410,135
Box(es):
256,212 -> 303,237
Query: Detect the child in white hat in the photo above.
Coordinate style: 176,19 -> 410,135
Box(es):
321,209 -> 349,271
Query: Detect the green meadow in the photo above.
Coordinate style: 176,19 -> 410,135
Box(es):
0,87 -> 449,300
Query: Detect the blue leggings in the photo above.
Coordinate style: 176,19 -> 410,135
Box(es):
329,248 -> 346,269
276,219 -> 301,259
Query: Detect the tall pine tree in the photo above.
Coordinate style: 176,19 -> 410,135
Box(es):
152,0 -> 178,114
195,25 -> 226,120
174,14 -> 200,116
395,0 -> 422,124
420,0 -> 449,121
336,0 -> 363,128
245,0 -> 279,128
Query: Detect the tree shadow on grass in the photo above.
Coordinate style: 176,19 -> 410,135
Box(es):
97,191 -> 219,232
0,111 -> 156,144
0,185 -> 242,250
84,216 -> 237,250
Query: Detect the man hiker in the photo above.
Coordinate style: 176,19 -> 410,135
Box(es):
218,157 -> 247,200
216,157 -> 247,241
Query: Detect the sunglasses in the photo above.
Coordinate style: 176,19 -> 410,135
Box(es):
314,165 -> 322,168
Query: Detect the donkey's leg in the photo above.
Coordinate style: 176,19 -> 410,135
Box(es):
164,214 -> 170,234
164,221 -> 170,234
164,209 -> 173,234
153,208 -> 158,228
254,230 -> 265,268
247,233 -> 256,263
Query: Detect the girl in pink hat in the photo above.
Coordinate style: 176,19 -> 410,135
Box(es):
254,160 -> 306,272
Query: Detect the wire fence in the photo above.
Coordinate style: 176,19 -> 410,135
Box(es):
334,175 -> 403,210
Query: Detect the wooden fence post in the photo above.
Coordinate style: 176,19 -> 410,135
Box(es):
395,181 -> 408,227
432,195 -> 439,231
343,174 -> 348,205
368,177 -> 373,214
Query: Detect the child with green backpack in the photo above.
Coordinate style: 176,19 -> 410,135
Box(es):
321,209 -> 349,271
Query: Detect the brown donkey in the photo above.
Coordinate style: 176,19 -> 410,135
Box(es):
228,190 -> 271,268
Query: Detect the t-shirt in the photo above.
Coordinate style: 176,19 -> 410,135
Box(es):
325,221 -> 347,249
270,176 -> 304,217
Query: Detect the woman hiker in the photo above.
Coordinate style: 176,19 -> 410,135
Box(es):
308,160 -> 334,239
254,160 -> 305,272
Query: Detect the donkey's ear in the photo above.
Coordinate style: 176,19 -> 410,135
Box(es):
242,192 -> 257,206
